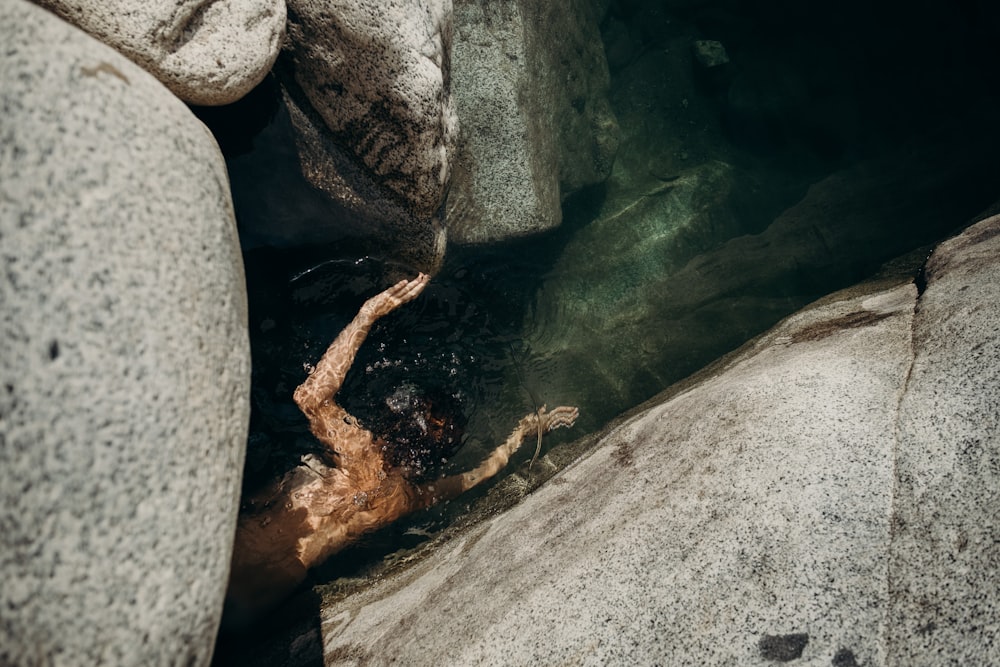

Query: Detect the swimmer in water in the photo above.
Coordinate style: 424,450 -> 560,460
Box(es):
225,273 -> 578,622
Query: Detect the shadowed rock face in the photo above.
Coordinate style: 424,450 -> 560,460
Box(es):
309,213 -> 1000,665
281,0 -> 457,223
269,0 -> 456,273
32,0 -> 286,105
0,2 -> 250,664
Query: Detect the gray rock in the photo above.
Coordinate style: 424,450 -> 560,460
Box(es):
0,2 -> 251,665
692,39 -> 729,68
32,0 -> 285,105
272,87 -> 449,273
445,0 -> 620,244
314,214 -> 999,665
216,81 -> 448,273
258,0 -> 457,273
281,0 -> 457,224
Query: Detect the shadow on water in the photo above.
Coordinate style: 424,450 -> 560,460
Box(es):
236,223 -> 587,501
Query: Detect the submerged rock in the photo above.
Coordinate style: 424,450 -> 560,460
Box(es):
446,0 -> 620,243
0,2 -> 250,664
32,0 -> 285,105
525,132 -> 1000,430
692,39 -> 729,68
314,213 -> 1000,664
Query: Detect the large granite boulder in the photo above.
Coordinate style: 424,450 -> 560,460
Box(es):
31,0 -> 285,105
445,0 -> 620,243
313,213 -> 1000,664
0,2 -> 251,665
888,215 -> 1000,662
264,0 -> 455,272
282,0 -> 456,223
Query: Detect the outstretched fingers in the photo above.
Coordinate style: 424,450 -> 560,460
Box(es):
543,406 -> 579,432
387,272 -> 429,305
364,273 -> 430,319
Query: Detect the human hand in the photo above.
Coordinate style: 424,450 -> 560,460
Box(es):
540,405 -> 579,433
360,273 -> 429,321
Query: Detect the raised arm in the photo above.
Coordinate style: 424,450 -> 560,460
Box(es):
293,273 -> 429,420
416,405 -> 579,506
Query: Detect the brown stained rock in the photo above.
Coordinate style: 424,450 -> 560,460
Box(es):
280,0 -> 457,224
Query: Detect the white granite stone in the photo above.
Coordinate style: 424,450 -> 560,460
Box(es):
888,215 -> 1000,664
31,0 -> 285,105
0,2 -> 251,664
317,282 -> 911,664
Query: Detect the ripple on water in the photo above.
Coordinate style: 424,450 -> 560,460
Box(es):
242,250 -> 564,499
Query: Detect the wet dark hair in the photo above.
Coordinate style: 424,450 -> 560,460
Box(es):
365,384 -> 468,482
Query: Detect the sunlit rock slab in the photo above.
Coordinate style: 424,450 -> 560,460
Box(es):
888,215 -> 1000,664
316,214 -> 999,665
32,0 -> 285,105
0,2 -> 250,664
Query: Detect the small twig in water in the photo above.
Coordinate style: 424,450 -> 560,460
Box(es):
508,342 -> 544,471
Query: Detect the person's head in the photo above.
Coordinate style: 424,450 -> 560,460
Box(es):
370,383 -> 467,481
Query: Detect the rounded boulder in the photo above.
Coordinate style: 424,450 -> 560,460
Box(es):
1,2 -> 251,664
32,0 -> 286,105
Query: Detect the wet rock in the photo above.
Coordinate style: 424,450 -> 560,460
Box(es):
32,0 -> 285,105
601,16 -> 636,71
692,39 -> 729,68
0,2 -> 250,664
523,158 -> 777,430
265,0 -> 456,272
446,0 -> 620,243
312,214 -> 1000,664
279,85 -> 449,273
280,0 -> 456,223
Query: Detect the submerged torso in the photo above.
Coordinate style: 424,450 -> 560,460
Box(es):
226,415 -> 420,619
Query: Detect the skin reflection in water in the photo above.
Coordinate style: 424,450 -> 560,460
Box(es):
227,272 -> 579,624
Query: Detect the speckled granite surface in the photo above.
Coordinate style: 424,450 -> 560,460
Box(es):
888,217 -> 1000,663
32,0 -> 285,105
314,214 -> 1000,665
0,2 -> 250,664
